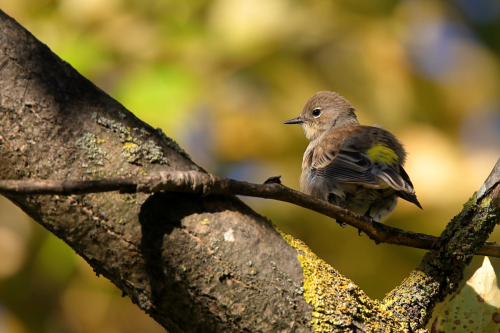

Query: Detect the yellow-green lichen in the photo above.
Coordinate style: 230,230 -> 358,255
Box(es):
477,196 -> 492,214
123,142 -> 137,150
200,218 -> 211,225
272,223 -> 406,332
383,269 -> 438,326
383,192 -> 498,331
76,132 -> 107,167
96,116 -> 169,165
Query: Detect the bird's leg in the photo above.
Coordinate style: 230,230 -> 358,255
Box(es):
340,193 -> 353,209
334,193 -> 355,228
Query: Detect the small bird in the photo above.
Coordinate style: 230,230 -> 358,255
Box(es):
284,91 -> 421,222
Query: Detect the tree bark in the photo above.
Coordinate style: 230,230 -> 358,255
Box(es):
0,9 -> 499,333
0,9 -> 315,333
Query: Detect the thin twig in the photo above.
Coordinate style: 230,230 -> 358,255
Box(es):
0,170 -> 499,257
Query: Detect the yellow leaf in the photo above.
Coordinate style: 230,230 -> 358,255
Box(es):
432,257 -> 500,332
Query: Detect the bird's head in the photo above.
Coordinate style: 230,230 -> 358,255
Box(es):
284,91 -> 359,141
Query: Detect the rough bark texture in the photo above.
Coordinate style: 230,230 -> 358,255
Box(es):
383,190 -> 500,330
0,10 -> 313,333
1,8 -> 500,333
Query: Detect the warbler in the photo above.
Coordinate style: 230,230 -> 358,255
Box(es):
284,91 -> 421,221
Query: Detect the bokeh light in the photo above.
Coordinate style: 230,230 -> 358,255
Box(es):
1,0 -> 500,331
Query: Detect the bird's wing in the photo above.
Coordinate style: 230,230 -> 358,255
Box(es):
310,127 -> 422,208
311,147 -> 423,208
310,141 -> 410,189
311,147 -> 380,187
396,166 -> 422,209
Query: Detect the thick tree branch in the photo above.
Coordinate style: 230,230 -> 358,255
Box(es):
1,8 -> 500,333
0,9 -> 317,332
383,160 -> 500,329
1,171 -> 499,258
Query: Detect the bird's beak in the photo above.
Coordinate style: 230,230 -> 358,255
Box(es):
284,117 -> 305,125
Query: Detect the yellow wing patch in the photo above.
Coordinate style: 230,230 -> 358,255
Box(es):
366,144 -> 398,165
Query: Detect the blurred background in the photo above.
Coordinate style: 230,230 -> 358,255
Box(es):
1,0 -> 500,332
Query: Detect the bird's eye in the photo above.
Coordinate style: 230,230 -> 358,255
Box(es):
312,108 -> 322,118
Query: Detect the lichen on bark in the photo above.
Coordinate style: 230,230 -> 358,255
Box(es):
383,192 -> 500,330
275,225 -> 407,333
